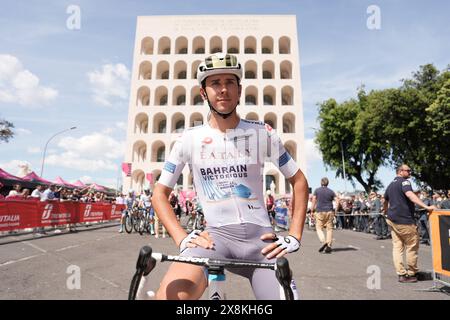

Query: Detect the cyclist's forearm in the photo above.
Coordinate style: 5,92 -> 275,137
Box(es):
288,171 -> 308,241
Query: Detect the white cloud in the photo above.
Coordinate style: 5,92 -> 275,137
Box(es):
87,63 -> 130,107
0,54 -> 58,106
44,132 -> 125,172
304,138 -> 322,162
16,128 -> 32,135
0,160 -> 33,176
78,176 -> 93,184
27,147 -> 41,154
115,121 -> 127,131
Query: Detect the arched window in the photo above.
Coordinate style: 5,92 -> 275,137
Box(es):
193,36 -> 205,54
158,37 -> 171,54
245,61 -> 257,79
141,37 -> 154,55
261,36 -> 273,54
227,36 -> 239,54
244,36 -> 256,54
210,36 -> 222,53
175,36 -> 188,54
279,36 -> 291,54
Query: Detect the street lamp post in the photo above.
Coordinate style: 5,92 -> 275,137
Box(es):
340,140 -> 347,193
40,127 -> 77,177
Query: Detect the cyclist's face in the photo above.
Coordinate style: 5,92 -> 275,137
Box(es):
201,74 -> 241,113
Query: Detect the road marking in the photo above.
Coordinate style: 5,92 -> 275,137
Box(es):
21,241 -> 47,253
348,245 -> 361,250
0,254 -> 45,267
55,245 -> 80,252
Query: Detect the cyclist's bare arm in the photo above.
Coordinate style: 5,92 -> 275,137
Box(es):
261,169 -> 308,259
153,184 -> 213,250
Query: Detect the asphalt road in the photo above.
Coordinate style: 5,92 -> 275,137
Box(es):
1,220 -> 449,300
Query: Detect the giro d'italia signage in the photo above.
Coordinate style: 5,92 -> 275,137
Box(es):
0,199 -> 124,232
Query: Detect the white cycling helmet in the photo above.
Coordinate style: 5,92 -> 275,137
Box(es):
128,189 -> 134,194
197,53 -> 243,119
197,52 -> 242,86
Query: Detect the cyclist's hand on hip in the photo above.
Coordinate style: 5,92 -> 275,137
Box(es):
260,233 -> 301,259
179,230 -> 214,253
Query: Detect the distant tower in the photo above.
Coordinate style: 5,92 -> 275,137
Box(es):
124,15 -> 306,195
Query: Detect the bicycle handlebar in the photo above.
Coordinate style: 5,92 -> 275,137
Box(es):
128,245 -> 295,300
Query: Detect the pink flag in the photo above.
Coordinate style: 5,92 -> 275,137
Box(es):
146,173 -> 153,184
121,163 -> 132,177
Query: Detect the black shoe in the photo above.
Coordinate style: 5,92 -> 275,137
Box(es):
375,236 -> 384,240
324,245 -> 332,254
398,275 -> 418,283
318,243 -> 328,253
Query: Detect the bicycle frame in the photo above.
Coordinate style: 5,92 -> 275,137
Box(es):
128,245 -> 296,300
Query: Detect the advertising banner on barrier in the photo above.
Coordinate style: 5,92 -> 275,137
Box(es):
0,200 -> 125,232
429,210 -> 450,277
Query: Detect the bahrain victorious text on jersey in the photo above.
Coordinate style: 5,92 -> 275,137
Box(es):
158,119 -> 299,228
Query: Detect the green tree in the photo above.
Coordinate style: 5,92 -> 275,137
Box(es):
315,64 -> 450,191
315,88 -> 388,193
0,119 -> 14,143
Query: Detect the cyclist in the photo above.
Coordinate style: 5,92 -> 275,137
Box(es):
149,52 -> 309,299
119,189 -> 136,233
266,190 -> 276,228
139,188 -> 155,235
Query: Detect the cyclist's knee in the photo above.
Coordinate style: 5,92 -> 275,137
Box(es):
156,265 -> 206,300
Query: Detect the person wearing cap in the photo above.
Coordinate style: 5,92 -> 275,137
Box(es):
140,53 -> 308,300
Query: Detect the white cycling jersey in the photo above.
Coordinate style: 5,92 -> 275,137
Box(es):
158,118 -> 299,228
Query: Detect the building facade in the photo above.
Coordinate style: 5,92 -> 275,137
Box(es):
123,15 -> 306,195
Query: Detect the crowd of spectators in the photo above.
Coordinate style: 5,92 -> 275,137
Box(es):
0,182 -> 117,203
306,189 -> 450,244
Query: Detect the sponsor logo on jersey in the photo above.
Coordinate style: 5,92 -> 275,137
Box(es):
202,137 -> 213,144
402,181 -> 411,186
163,161 -> 177,174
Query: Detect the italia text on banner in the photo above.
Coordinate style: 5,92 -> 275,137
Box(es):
0,200 -> 125,232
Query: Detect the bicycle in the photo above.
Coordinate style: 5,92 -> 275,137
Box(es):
139,207 -> 154,235
125,206 -> 142,234
128,245 -> 296,300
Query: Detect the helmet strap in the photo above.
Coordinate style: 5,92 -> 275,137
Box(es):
204,92 -> 237,119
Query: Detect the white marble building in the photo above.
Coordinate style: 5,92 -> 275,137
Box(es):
123,15 -> 306,195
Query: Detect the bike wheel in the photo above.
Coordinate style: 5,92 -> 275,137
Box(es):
133,216 -> 141,233
138,219 -> 146,235
125,215 -> 133,234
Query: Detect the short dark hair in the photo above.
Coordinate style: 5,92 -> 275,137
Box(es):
321,177 -> 329,186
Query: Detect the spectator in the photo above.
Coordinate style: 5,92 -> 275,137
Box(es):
383,164 -> 437,283
169,190 -> 182,222
21,188 -> 31,199
0,182 -> 4,200
417,191 -> 432,245
41,185 -> 56,201
8,184 -> 22,197
370,192 -> 389,240
311,177 -> 338,254
266,190 -> 276,228
31,185 -> 45,199
440,190 -> 450,209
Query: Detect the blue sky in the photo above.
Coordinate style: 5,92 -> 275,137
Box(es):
0,0 -> 449,192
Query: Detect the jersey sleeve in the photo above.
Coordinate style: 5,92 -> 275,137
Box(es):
266,125 -> 299,179
157,132 -> 189,189
401,179 -> 413,193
